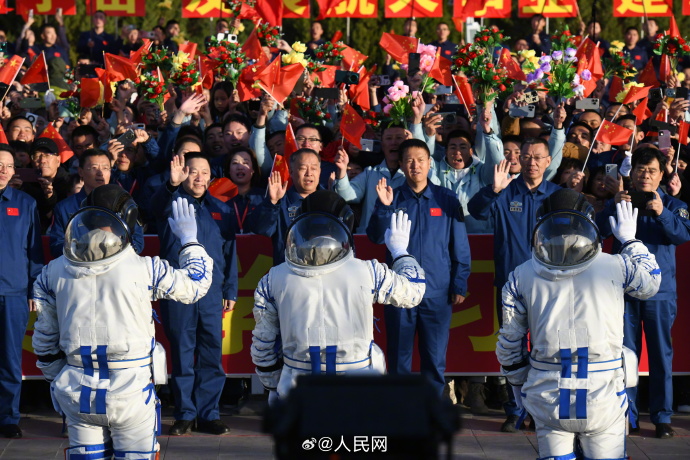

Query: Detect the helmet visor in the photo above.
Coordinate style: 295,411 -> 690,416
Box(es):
285,213 -> 352,267
533,211 -> 600,268
64,207 -> 130,263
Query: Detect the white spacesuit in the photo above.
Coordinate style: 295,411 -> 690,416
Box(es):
32,185 -> 213,460
251,191 -> 426,399
496,190 -> 661,460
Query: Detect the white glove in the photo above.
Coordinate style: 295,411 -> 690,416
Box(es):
384,210 -> 412,260
512,385 -> 523,411
608,200 -> 638,244
168,197 -> 198,246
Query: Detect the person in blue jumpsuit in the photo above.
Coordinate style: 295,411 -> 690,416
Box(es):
468,137 -> 561,432
0,145 -> 43,438
595,147 -> 690,439
48,148 -> 145,258
246,148 -> 322,264
152,152 -> 238,436
367,139 -> 471,396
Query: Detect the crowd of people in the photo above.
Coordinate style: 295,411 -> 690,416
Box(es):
1,7 -> 689,456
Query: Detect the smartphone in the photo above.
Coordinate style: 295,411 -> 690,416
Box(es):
142,31 -> 156,39
576,98 -> 600,110
675,87 -> 689,100
370,75 -> 390,86
313,88 -> 339,100
360,139 -> 374,152
57,8 -> 62,15
423,104 -> 435,115
408,53 -> 420,76
629,190 -> 655,215
605,164 -> 618,179
434,85 -> 453,95
509,104 -> 536,118
25,112 -> 38,126
434,112 -> 457,126
116,129 -> 137,147
28,9 -> 34,19
446,94 -> 460,105
648,119 -> 677,134
19,97 -> 43,109
523,90 -> 540,104
15,168 -> 39,183
133,123 -> 146,130
658,130 -> 672,152
650,88 -> 664,103
78,64 -> 99,79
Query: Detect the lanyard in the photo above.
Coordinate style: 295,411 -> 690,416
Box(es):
233,200 -> 249,234
117,178 -> 137,196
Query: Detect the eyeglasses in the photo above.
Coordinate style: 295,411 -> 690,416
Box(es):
83,165 -> 111,172
519,155 -> 548,162
0,162 -> 15,170
31,152 -> 59,159
295,136 -> 321,144
633,167 -> 660,176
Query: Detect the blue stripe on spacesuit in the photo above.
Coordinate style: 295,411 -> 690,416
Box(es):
326,346 -> 337,374
559,348 -> 572,420
79,346 -> 93,414
576,347 -> 588,420
309,346 -> 320,374
537,453 -> 577,460
95,346 -> 108,415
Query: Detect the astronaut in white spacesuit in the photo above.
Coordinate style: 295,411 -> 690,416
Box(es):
496,189 -> 661,460
32,185 -> 213,460
251,190 -> 426,400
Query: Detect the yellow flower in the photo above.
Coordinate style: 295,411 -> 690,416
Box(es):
519,49 -> 536,59
172,51 -> 190,71
237,23 -> 245,33
615,81 -> 643,103
678,72 -> 686,83
282,51 -> 307,66
292,41 -> 307,53
610,40 -> 624,54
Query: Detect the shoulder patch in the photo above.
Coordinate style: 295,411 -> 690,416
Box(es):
677,208 -> 689,219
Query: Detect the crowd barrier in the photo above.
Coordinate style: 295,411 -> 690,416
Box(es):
20,234 -> 690,378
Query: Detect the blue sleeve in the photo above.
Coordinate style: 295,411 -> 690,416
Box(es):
222,236 -> 238,301
656,204 -> 690,245
156,123 -> 182,161
142,138 -> 164,172
132,223 -> 145,254
595,199 -> 616,238
150,183 -> 176,221
468,185 -> 500,221
365,199 -> 394,245
48,204 -> 69,258
244,197 -> 280,237
28,202 -> 44,295
451,210 -> 471,296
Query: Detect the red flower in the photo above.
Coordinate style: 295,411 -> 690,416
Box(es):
564,30 -> 571,37
499,84 -> 506,91
487,63 -> 494,69
482,36 -> 489,42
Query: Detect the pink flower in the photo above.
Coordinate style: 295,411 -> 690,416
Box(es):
388,90 -> 402,102
420,55 -> 435,73
393,80 -> 405,90
383,104 -> 393,114
383,96 -> 390,104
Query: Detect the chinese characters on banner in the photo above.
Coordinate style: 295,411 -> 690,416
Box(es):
16,0 -> 76,17
384,0 -> 443,18
613,0 -> 673,17
85,0 -> 145,17
518,0 -> 578,18
284,0 -> 310,18
326,0 -> 378,18
453,0 -> 512,19
182,0 -> 232,18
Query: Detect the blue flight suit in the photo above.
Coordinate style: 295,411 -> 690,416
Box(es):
468,178 -> 560,417
48,189 -> 145,259
77,30 -> 116,65
0,187 -> 43,426
246,187 -> 314,264
152,184 -> 238,423
227,188 -> 264,235
596,188 -> 690,426
367,182 -> 471,395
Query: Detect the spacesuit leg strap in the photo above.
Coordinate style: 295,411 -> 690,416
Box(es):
558,344 -> 572,421
575,340 -> 589,421
142,383 -> 161,437
64,442 -> 114,460
95,345 -> 109,415
309,346 -> 321,375
536,453 -> 577,460
79,346 -> 95,414
112,449 -> 159,459
325,346 -> 337,375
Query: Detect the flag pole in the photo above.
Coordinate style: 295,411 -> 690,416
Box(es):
581,125 -> 602,172
43,52 -> 51,90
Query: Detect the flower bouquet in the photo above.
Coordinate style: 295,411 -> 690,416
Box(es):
311,41 -> 345,66
289,96 -> 331,125
362,109 -> 385,130
381,80 -> 414,127
526,46 -> 589,100
205,36 -> 247,85
141,49 -> 172,73
549,27 -> 578,52
136,71 -> 166,107
452,42 -> 508,104
603,48 -> 637,82
652,33 -> 690,79
170,53 -> 200,90
224,0 -> 255,18
256,22 -> 281,48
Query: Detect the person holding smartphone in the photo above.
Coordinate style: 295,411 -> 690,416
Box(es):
596,147 -> 690,439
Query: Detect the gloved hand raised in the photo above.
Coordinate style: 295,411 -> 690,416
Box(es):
609,200 -> 638,243
168,197 -> 198,246
385,210 -> 412,260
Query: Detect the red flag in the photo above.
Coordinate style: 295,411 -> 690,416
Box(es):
285,123 -> 298,158
576,38 -> 604,78
349,65 -> 375,111
39,124 -> 73,163
0,0 -> 13,14
255,0 -> 283,26
315,0 -> 341,20
331,31 -> 343,43
80,78 -> 105,108
622,86 -> 651,105
20,53 -> 48,86
94,67 -> 114,103
668,15 -> 681,39
632,98 -> 652,125
452,75 -> 475,109
255,58 -> 280,96
178,42 -> 197,60
237,64 -> 263,102
608,76 -> 624,103
0,55 -> 25,86
429,50 -> 452,86
0,123 -> 8,144
597,120 -> 634,146
659,54 -> 672,84
105,53 -> 138,81
341,45 -> 368,70
637,59 -> 659,87
199,55 -> 218,90
379,33 -> 419,65
242,28 -> 268,65
340,103 -> 366,149
270,154 -> 290,183
130,39 -> 152,65
207,177 -> 238,202
498,48 -> 526,82
678,120 -> 689,146
274,64 -> 305,104
311,65 -> 338,88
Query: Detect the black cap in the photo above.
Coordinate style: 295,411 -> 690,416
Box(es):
299,190 -> 355,233
30,138 -> 59,156
537,189 -> 595,221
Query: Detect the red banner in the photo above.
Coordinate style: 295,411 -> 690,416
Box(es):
20,234 -> 690,377
385,0 -> 443,18
683,0 -> 690,15
325,0 -> 378,17
518,0 -> 577,18
453,0 -> 511,19
84,0 -> 145,16
283,0 -> 310,18
16,0 -> 76,17
182,0 -> 233,18
613,0 -> 673,17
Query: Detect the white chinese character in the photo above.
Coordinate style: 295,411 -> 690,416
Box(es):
353,436 -> 369,452
334,436 -> 351,452
371,436 -> 387,452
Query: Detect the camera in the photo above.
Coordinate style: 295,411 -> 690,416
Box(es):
335,70 -> 360,85
370,75 -> 390,86
217,33 -> 238,43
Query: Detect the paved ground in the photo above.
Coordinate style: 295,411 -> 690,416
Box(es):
1,403 -> 688,459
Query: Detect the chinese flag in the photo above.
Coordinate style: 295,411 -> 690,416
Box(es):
255,0 -> 283,26
597,120 -> 634,146
452,75 -> 475,109
284,0 -> 310,18
255,58 -> 281,99
659,54 -> 672,84
0,56 -> 25,85
429,50 -> 452,86
242,28 -> 268,66
498,48 -> 526,82
105,53 -> 138,81
285,123 -> 298,158
379,33 -> 419,65
331,31 -> 343,43
668,15 -> 681,38
316,0 -> 341,20
0,123 -> 8,144
39,124 -> 73,163
576,38 -> 604,79
632,98 -> 652,125
274,64 -> 305,104
348,65 -> 375,111
637,59 -> 659,87
340,103 -> 366,149
94,67 -> 113,103
678,120 -> 689,146
271,154 -> 290,183
623,85 -> 651,105
237,64 -> 263,102
608,76 -> 624,103
178,42 -> 197,61
311,65 -> 338,88
20,53 -> 48,86
130,39 -> 152,65
341,45 -> 368,70
0,0 -> 12,14
80,78 -> 105,108
199,55 -> 218,90
207,177 -> 238,202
